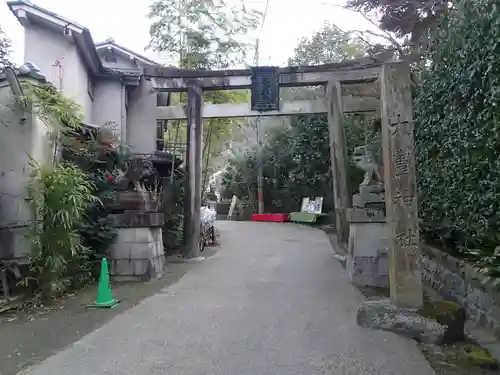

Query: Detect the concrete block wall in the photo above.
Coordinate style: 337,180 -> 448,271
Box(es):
108,227 -> 166,281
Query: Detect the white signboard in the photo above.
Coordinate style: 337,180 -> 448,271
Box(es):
300,197 -> 323,214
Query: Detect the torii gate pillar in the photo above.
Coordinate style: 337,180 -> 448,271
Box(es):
327,80 -> 351,245
182,82 -> 204,259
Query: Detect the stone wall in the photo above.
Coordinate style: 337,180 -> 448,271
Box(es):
421,244 -> 500,332
215,201 -> 253,221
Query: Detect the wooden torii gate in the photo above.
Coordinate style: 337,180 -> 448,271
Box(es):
143,58 -> 423,308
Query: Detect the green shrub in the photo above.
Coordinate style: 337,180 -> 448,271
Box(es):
415,0 -> 500,258
62,130 -> 132,260
23,163 -> 95,300
164,179 -> 184,252
221,114 -> 371,213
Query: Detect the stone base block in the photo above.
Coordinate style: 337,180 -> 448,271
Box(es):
108,227 -> 166,281
346,256 -> 389,288
347,255 -> 389,288
357,299 -> 446,345
0,225 -> 30,260
346,219 -> 389,288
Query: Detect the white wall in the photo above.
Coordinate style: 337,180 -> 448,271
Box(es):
126,78 -> 157,154
24,24 -> 93,123
92,79 -> 127,140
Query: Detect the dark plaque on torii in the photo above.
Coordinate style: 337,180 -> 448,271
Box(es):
250,66 -> 280,112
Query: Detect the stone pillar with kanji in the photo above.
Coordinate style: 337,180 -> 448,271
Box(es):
380,61 -> 423,309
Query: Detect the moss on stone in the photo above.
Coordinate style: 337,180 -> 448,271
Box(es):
420,300 -> 461,320
418,300 -> 466,343
421,341 -> 500,374
464,345 -> 498,370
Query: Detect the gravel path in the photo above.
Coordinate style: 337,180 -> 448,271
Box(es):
17,221 -> 434,375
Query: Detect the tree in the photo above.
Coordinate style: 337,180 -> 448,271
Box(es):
0,24 -> 12,69
284,23 -> 368,102
284,22 -> 372,157
148,0 -> 261,69
148,0 -> 260,193
288,24 -> 366,66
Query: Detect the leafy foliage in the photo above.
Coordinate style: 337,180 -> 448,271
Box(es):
221,115 -> 369,212
0,24 -> 12,69
23,164 -> 95,300
20,83 -> 127,298
148,0 -> 261,69
165,90 -> 249,173
288,24 -> 366,66
149,0 -> 259,245
62,128 -> 129,259
25,83 -> 121,261
148,0 -> 255,165
163,178 -> 185,251
21,82 -> 84,130
284,23 -> 369,101
415,0 -> 500,262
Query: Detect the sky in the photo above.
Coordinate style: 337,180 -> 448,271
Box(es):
0,0 -> 383,67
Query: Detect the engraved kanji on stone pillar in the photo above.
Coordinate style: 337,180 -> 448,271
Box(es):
380,61 -> 423,308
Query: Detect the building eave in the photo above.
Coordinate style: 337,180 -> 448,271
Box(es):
95,41 -> 160,66
80,29 -> 105,76
7,0 -> 86,31
97,68 -> 141,85
7,0 -> 103,77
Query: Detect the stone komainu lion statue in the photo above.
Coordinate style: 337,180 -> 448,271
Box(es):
352,145 -> 384,187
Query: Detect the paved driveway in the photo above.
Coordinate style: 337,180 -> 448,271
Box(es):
18,221 -> 434,375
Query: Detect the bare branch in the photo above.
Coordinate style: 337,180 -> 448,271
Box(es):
354,34 -> 376,49
319,2 -> 405,56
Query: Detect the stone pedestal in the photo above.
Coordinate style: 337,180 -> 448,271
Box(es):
346,208 -> 389,288
353,185 -> 385,210
108,212 -> 166,281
